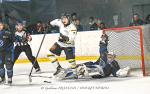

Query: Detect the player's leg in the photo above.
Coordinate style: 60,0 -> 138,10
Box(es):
47,42 -> 64,76
64,47 -> 78,79
13,46 -> 22,66
65,47 -> 76,68
0,53 -> 6,84
5,49 -> 14,84
24,45 -> 41,72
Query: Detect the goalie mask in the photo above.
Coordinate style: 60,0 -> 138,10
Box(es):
107,52 -> 116,62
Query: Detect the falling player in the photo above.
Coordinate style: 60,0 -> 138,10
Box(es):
76,52 -> 131,78
0,22 -> 14,85
47,13 -> 77,78
13,22 -> 41,73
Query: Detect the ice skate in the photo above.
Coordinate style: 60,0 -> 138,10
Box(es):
35,68 -> 41,74
0,77 -> 6,85
7,78 -> 12,86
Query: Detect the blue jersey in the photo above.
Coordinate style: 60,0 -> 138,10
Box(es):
0,30 -> 14,52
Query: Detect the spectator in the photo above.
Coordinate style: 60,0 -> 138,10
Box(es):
22,20 -> 27,29
99,23 -> 106,30
75,19 -> 83,31
145,14 -> 150,24
26,24 -> 37,34
129,14 -> 145,26
35,21 -> 45,34
96,19 -> 106,30
4,23 -> 10,31
88,17 -> 98,30
71,12 -> 78,24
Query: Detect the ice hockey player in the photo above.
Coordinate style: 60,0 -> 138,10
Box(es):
77,52 -> 130,78
0,22 -> 14,85
47,13 -> 77,79
13,22 -> 41,73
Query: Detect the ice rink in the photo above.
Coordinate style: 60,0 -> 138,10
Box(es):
0,61 -> 150,94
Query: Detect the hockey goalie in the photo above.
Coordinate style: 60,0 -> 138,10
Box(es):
78,52 -> 131,78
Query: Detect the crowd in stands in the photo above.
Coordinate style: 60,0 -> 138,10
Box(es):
0,12 -> 150,35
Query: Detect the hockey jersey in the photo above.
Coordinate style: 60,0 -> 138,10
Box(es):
50,19 -> 77,47
15,31 -> 29,46
0,30 -> 14,51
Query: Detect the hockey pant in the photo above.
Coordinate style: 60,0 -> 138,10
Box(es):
13,45 -> 40,69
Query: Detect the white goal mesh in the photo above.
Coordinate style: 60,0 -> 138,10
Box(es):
104,26 -> 150,76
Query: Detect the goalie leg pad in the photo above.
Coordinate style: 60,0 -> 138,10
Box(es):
63,68 -> 78,79
83,62 -> 103,76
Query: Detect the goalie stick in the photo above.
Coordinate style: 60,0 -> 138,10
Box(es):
30,75 -> 52,79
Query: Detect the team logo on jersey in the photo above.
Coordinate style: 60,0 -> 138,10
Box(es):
0,40 -> 4,47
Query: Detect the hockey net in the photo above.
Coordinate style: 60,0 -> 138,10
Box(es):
103,26 -> 150,76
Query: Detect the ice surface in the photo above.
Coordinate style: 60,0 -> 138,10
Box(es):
0,61 -> 150,94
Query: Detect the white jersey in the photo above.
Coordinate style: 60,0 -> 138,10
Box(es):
15,31 -> 26,38
50,19 -> 77,47
15,31 -> 29,46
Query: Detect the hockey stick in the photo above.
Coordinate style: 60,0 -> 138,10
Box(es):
30,75 -> 52,79
29,30 -> 47,83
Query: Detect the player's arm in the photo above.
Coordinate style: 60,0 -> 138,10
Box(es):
26,33 -> 32,42
50,19 -> 61,27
